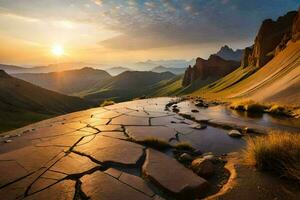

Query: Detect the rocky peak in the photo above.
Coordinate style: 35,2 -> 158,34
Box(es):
242,10 -> 298,68
215,45 -> 243,61
0,70 -> 11,78
182,55 -> 240,87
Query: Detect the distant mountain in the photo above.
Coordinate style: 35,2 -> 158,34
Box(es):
132,59 -> 194,71
0,64 -> 28,74
182,55 -> 240,87
215,45 -> 244,61
0,70 -> 93,132
13,67 -> 112,95
106,66 -> 131,76
84,71 -> 176,102
151,65 -> 186,75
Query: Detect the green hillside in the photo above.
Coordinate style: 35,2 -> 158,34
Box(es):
0,70 -> 94,132
83,71 -> 176,102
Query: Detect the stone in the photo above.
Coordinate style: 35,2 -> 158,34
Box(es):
178,153 -> 193,162
191,109 -> 199,113
189,123 -> 207,130
228,130 -> 242,138
191,158 -> 215,178
142,149 -> 208,198
74,136 -> 144,166
81,171 -> 152,200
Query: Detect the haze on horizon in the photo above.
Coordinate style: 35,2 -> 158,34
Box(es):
0,0 -> 298,66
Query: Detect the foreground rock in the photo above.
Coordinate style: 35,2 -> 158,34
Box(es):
228,130 -> 242,138
191,158 -> 215,178
81,171 -> 153,200
142,149 -> 208,199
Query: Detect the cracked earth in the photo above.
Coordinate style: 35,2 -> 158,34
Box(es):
2,97 -> 295,200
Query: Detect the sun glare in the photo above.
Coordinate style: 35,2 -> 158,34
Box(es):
51,44 -> 64,57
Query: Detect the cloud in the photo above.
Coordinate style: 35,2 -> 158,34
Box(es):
92,0 -> 103,6
96,0 -> 299,50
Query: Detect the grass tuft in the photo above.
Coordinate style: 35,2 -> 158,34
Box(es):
267,105 -> 292,117
174,142 -> 195,152
230,100 -> 268,113
244,131 -> 300,181
100,100 -> 115,107
138,137 -> 171,150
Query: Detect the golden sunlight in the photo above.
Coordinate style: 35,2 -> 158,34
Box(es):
51,44 -> 64,57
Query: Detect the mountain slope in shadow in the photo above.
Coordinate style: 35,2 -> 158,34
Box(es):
0,70 -> 94,132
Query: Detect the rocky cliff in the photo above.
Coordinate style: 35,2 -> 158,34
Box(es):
241,10 -> 298,68
215,45 -> 243,61
182,55 -> 240,86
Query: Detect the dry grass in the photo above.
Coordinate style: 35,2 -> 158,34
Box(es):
230,100 -> 269,113
244,131 -> 300,181
267,105 -> 292,117
100,100 -> 115,107
174,142 -> 195,152
138,137 -> 171,150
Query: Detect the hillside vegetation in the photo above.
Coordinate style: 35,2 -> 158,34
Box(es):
0,70 -> 93,132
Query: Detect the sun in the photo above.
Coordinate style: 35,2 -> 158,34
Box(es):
51,44 -> 64,57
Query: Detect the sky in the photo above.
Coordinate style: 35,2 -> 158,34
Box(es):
0,0 -> 299,66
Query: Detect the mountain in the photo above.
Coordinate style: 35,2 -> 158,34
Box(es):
84,71 -> 176,102
0,64 -> 28,74
241,10 -> 298,68
182,55 -> 240,87
132,59 -> 194,71
193,8 -> 300,106
106,66 -> 131,76
151,65 -> 186,75
0,70 -> 94,132
13,67 -> 112,95
215,45 -> 244,61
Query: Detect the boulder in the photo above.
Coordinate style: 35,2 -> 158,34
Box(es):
191,158 -> 215,178
228,130 -> 242,138
190,123 -> 207,130
178,153 -> 193,162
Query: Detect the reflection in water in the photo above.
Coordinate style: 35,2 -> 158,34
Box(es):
177,101 -> 300,133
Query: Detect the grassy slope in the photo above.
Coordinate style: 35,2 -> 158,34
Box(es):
0,73 -> 93,132
193,41 -> 300,106
83,71 -> 176,102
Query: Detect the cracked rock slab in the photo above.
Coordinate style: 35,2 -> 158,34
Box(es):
25,180 -> 75,200
142,149 -> 208,199
125,126 -> 177,143
110,115 -> 149,126
74,136 -> 144,166
50,152 -> 99,175
81,171 -> 152,200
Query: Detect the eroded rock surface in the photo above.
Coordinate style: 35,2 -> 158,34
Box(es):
142,149 -> 208,199
0,97 -> 256,199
